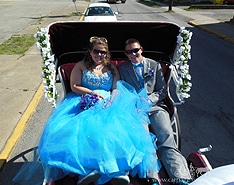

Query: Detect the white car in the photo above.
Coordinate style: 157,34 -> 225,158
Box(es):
83,3 -> 118,22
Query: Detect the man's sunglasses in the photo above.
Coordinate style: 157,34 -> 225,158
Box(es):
93,49 -> 107,55
125,48 -> 141,54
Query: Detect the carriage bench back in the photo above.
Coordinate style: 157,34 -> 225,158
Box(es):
58,59 -> 174,117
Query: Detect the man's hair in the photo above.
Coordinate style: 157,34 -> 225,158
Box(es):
125,38 -> 141,47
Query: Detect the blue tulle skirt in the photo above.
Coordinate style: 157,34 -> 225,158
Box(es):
38,80 -> 161,184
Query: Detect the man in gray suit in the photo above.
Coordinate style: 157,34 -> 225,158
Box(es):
118,38 -> 192,185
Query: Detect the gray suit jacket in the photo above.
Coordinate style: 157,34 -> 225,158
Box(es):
118,57 -> 167,112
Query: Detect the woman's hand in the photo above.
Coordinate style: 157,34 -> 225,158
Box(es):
103,100 -> 112,108
92,92 -> 104,99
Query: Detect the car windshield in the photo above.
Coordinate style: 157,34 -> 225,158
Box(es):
85,7 -> 114,16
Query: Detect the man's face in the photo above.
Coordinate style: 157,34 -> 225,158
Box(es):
125,42 -> 143,64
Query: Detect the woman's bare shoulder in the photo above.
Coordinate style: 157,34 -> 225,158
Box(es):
74,60 -> 87,70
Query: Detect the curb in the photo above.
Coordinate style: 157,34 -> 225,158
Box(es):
188,20 -> 234,45
189,4 -> 234,9
0,83 -> 44,171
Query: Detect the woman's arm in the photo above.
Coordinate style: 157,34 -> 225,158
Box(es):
102,64 -> 120,108
111,63 -> 120,90
70,61 -> 93,95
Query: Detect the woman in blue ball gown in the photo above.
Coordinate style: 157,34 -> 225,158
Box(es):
38,36 -> 161,185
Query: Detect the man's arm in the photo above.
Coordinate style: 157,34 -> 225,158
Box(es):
148,61 -> 167,106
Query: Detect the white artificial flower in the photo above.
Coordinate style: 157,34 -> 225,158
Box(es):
188,81 -> 192,87
42,38 -> 49,46
35,27 -> 58,106
47,97 -> 53,103
177,35 -> 183,43
172,27 -> 192,101
47,54 -> 55,62
178,77 -> 183,86
184,86 -> 191,92
179,65 -> 186,73
182,92 -> 190,99
186,74 -> 192,81
180,55 -> 186,61
49,63 -> 55,71
183,64 -> 189,70
179,27 -> 185,32
188,53 -> 191,60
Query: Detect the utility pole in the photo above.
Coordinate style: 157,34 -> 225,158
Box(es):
72,0 -> 78,13
230,15 -> 234,24
168,0 -> 173,11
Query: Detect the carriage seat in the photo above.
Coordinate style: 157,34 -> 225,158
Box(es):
58,60 -> 125,96
58,59 -> 174,117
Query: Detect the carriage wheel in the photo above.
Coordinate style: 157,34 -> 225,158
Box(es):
170,111 -> 181,150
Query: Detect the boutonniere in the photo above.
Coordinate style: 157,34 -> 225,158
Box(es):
80,94 -> 99,110
143,68 -> 154,79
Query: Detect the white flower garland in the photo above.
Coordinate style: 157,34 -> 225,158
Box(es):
34,26 -> 192,106
34,27 -> 57,107
173,27 -> 193,102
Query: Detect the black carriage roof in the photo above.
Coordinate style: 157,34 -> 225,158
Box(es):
48,21 -> 180,66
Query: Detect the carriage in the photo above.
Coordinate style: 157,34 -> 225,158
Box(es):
34,21 -> 217,185
36,21 -> 191,148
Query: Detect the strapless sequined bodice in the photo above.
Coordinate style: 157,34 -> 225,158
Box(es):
81,70 -> 113,91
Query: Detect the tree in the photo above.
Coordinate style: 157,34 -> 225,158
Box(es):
72,0 -> 78,13
168,0 -> 174,11
230,15 -> 234,25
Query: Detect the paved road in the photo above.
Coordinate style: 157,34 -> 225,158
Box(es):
176,7 -> 233,22
0,0 -> 233,44
0,0 -> 78,44
0,0 -> 233,184
0,0 -> 89,157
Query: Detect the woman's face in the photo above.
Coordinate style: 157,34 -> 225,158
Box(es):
90,44 -> 107,66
